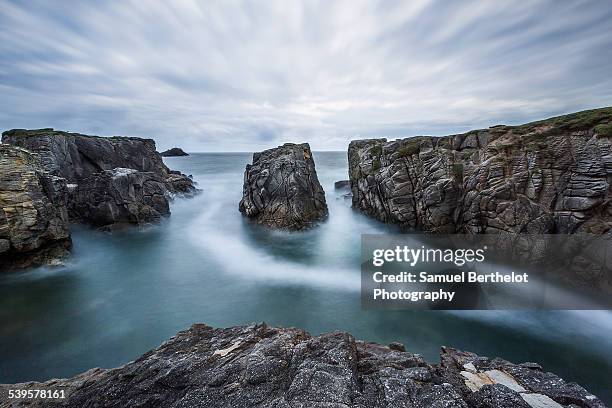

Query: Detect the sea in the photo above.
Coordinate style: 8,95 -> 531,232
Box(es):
1,152 -> 610,403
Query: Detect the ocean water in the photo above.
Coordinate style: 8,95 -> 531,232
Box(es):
1,152 -> 611,403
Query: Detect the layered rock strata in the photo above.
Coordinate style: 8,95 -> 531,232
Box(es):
239,143 -> 328,230
0,145 -> 71,270
0,323 -> 604,408
348,107 -> 612,233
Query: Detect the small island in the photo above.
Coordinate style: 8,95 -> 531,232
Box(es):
160,147 -> 189,157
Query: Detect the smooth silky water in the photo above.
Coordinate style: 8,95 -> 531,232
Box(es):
1,152 -> 611,403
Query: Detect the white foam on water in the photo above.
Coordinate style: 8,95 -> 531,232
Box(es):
449,309 -> 612,359
187,200 -> 361,292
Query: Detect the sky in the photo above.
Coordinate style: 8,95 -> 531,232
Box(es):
1,0 -> 611,152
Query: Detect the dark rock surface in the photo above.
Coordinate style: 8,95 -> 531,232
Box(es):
239,143 -> 328,230
334,180 -> 351,190
0,145 -> 71,271
2,128 -> 196,196
160,147 -> 189,157
68,168 -> 170,228
0,323 -> 604,407
348,107 -> 612,233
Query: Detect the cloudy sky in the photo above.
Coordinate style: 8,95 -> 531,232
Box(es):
1,0 -> 611,151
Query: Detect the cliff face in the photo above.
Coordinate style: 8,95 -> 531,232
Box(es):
0,145 -> 71,270
349,108 -> 612,234
239,143 -> 328,230
0,323 -> 604,408
68,168 -> 170,228
1,129 -> 195,195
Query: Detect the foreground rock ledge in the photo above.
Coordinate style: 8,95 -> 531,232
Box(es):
239,143 -> 328,230
0,324 -> 604,408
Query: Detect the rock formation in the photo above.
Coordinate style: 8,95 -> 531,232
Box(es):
335,180 -> 351,190
0,145 -> 71,271
349,107 -> 612,233
2,129 -> 196,196
68,168 -> 170,228
239,143 -> 328,230
160,147 -> 189,157
0,323 -> 604,407
1,129 -> 199,269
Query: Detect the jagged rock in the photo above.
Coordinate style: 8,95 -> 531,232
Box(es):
348,107 -> 612,234
0,145 -> 71,271
68,168 -> 170,228
160,147 -> 189,157
1,128 -> 196,196
335,180 -> 351,190
239,143 -> 328,230
0,323 -> 604,407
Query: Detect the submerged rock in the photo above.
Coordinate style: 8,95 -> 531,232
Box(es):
0,323 -> 604,407
68,168 -> 170,228
348,107 -> 612,233
1,128 -> 196,196
334,180 -> 351,190
0,145 -> 71,271
160,147 -> 189,157
239,143 -> 328,230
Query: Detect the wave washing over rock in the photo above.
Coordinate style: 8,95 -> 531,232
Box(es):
348,108 -> 612,234
239,143 -> 328,230
0,323 -> 605,408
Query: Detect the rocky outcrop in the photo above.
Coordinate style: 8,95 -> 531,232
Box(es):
335,180 -> 351,190
160,147 -> 189,157
0,129 -> 198,269
0,323 -> 604,407
239,143 -> 328,230
0,145 -> 71,271
68,168 -> 170,228
349,107 -> 612,233
1,128 -> 196,196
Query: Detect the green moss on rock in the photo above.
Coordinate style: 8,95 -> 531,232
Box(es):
396,139 -> 421,158
372,157 -> 381,171
518,107 -> 612,133
452,163 -> 464,182
594,123 -> 612,138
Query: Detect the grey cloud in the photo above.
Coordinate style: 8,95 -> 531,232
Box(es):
0,0 -> 611,151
